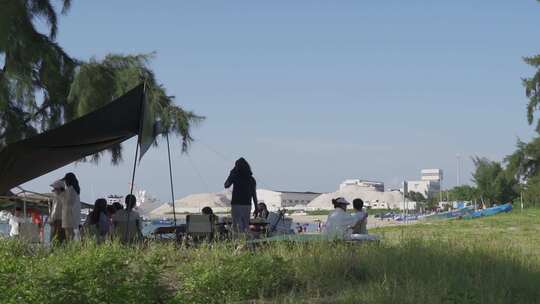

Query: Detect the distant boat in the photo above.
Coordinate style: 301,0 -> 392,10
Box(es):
470,203 -> 512,218
151,219 -> 174,226
421,203 -> 512,220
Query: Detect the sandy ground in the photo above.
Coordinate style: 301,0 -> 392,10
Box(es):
288,214 -> 403,229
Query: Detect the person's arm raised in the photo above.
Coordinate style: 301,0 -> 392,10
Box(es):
224,170 -> 235,188
252,178 -> 259,216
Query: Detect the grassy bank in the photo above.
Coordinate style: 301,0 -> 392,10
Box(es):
1,209 -> 539,303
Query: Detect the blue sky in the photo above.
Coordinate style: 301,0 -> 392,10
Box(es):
22,1 -> 540,202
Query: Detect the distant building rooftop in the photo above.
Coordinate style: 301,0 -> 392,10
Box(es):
273,190 -> 322,195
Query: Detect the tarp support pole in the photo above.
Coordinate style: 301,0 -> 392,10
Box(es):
166,133 -> 177,226
125,80 -> 146,242
129,142 -> 139,196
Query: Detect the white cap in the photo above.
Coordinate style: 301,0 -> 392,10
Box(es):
50,179 -> 65,189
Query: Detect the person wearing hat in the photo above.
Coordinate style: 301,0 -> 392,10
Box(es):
49,179 -> 66,243
324,197 -> 357,238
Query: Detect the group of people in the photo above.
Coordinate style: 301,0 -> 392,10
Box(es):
48,172 -> 142,244
224,157 -> 370,238
7,157 -> 369,242
84,194 -> 142,243
324,197 -> 368,238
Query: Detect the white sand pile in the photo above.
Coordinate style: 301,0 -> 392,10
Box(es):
149,190 -> 233,218
308,185 -> 403,210
175,191 -> 232,209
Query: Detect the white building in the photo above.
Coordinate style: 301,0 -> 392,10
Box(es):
404,169 -> 443,199
257,190 -> 322,211
339,179 -> 384,192
421,169 -> 443,182
308,187 -> 410,210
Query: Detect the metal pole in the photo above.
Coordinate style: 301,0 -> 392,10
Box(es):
456,154 -> 461,187
521,191 -> 524,212
166,133 -> 177,226
129,143 -> 139,196
125,81 -> 146,241
402,181 -> 406,225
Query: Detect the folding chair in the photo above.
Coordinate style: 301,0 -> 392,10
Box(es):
186,214 -> 214,242
267,212 -> 293,236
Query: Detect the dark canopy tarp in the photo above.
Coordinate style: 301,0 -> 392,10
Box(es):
0,193 -> 93,213
0,84 -> 146,194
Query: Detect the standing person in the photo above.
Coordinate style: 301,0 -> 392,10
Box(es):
351,198 -> 368,234
324,197 -> 356,239
112,194 -> 142,243
8,207 -> 23,238
224,158 -> 258,233
60,173 -> 81,241
316,220 -> 323,233
49,179 -> 66,243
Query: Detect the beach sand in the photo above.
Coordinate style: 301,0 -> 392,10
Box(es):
288,214 -> 402,229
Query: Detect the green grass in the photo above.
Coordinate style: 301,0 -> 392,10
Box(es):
1,209 -> 540,303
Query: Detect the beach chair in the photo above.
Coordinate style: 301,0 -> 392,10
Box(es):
186,214 -> 214,242
267,212 -> 293,236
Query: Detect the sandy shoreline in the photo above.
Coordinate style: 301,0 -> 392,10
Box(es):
288,214 -> 403,229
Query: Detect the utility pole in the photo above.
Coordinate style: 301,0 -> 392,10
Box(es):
456,154 -> 461,187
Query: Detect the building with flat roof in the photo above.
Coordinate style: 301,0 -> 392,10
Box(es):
339,179 -> 384,192
421,169 -> 443,182
405,169 -> 443,198
258,190 -> 322,209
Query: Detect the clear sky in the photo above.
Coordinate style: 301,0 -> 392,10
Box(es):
21,0 -> 540,202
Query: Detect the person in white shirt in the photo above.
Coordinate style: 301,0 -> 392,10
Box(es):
9,207 -> 23,238
50,179 -> 66,243
351,198 -> 368,234
324,197 -> 356,239
58,173 -> 81,241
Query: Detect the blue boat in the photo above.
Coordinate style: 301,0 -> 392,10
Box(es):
470,203 -> 512,218
422,207 -> 474,220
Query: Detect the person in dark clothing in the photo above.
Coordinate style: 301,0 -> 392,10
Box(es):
112,202 -> 123,211
85,198 -> 110,243
224,158 -> 258,233
255,202 -> 269,220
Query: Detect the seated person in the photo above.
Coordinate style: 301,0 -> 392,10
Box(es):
85,198 -> 110,243
202,206 -> 226,236
202,206 -> 217,223
350,198 -> 368,234
255,202 -> 269,220
112,194 -> 142,243
324,197 -> 356,238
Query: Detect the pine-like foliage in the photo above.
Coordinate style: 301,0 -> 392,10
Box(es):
0,1 -> 203,164
68,54 -> 204,164
0,0 -> 76,145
